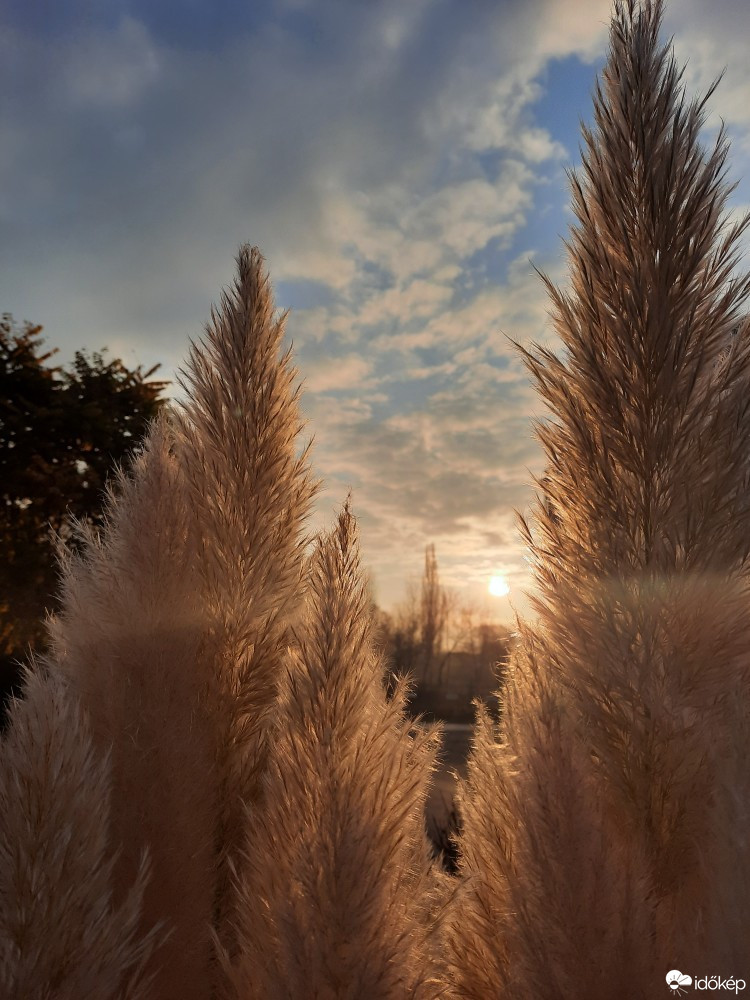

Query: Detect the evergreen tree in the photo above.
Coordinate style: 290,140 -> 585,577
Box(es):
0,314 -> 168,719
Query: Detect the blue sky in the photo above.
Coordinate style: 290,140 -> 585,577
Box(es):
3,0 -> 750,621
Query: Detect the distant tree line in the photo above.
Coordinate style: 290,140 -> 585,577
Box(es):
375,543 -> 513,721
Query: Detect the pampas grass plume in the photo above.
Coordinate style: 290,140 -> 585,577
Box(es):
44,408 -> 216,1000
0,668 -> 161,1000
173,246 -> 320,959
441,0 -> 750,989
225,503 -> 447,1000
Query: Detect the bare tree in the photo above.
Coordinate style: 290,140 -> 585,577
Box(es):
386,549 -> 505,700
389,579 -> 422,681
420,543 -> 451,686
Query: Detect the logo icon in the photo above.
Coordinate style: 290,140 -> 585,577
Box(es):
666,971 -> 693,995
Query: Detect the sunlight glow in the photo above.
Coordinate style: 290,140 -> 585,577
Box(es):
489,575 -> 510,597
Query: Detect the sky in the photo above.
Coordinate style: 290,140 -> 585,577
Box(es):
3,0 -> 750,623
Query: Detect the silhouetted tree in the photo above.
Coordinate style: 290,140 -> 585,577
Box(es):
420,543 -> 450,686
0,314 -> 168,722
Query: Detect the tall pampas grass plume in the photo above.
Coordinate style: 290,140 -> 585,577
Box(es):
224,502 -> 447,1000
172,245 -> 320,959
439,0 -> 750,992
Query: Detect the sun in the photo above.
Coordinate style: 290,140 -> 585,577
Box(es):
489,574 -> 510,597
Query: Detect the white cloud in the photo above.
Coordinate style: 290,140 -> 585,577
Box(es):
355,276 -> 455,329
532,0 -> 611,63
303,355 -> 374,394
409,164 -> 534,257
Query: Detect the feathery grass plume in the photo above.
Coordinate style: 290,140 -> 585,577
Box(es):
512,0 -> 750,957
518,0 -> 750,591
425,796 -> 462,876
443,0 -> 750,984
698,682 -> 750,969
438,619 -> 656,1000
224,503 -> 447,1000
531,568 -> 750,954
44,410 -> 216,1000
0,666 -> 161,1000
172,245 -> 319,957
